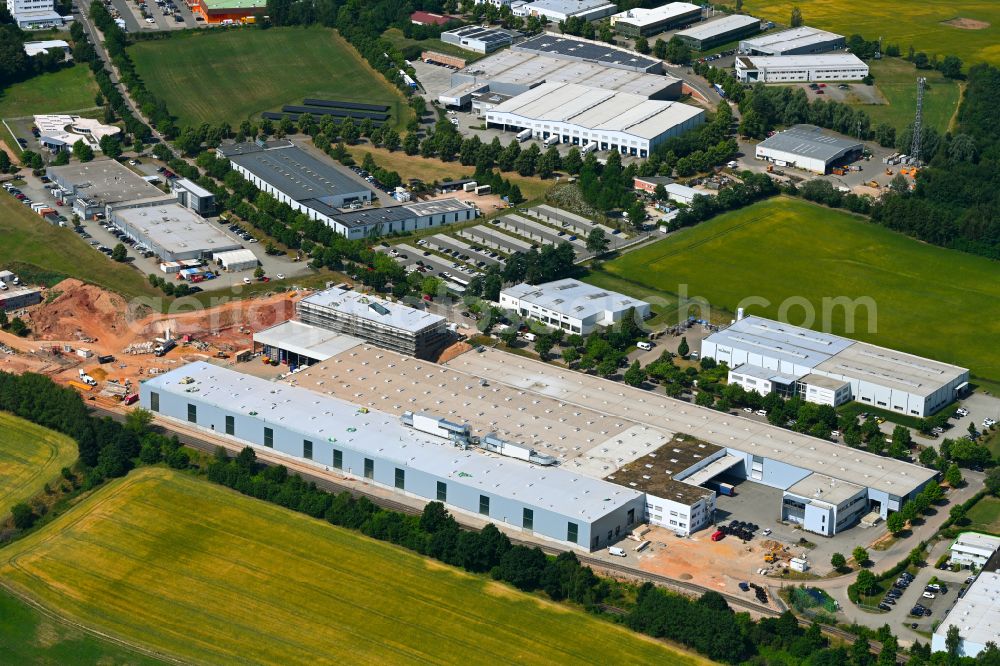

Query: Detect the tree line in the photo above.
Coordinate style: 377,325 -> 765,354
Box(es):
871,63 -> 1000,260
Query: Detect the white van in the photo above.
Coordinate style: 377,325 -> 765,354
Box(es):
522,332 -> 536,342
608,546 -> 627,558
637,341 -> 653,351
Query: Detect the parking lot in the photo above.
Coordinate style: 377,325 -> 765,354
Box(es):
6,163 -> 309,290
106,0 -> 199,33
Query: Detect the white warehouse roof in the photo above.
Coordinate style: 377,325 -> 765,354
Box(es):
299,289 -> 446,334
675,13 -> 760,41
490,81 -> 703,140
611,2 -> 700,27
502,278 -> 650,320
740,26 -> 843,53
144,361 -> 642,521
738,53 -> 867,70
933,568 -> 1000,656
705,315 -> 969,399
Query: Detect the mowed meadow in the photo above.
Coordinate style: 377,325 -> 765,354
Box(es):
0,468 -> 711,666
591,198 -> 1000,390
741,0 -> 1000,65
127,27 -> 413,130
0,412 -> 78,516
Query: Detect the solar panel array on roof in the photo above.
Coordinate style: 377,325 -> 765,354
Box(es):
282,105 -> 389,121
302,99 -> 390,112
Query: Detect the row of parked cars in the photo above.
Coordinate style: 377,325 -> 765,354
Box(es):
225,221 -> 257,244
348,166 -> 392,195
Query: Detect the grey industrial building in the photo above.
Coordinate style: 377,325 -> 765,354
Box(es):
296,287 -> 450,359
272,342 -> 940,538
512,33 -> 664,74
48,159 -> 174,220
141,361 -> 646,551
674,14 -> 761,50
610,2 -> 702,37
324,198 -> 478,240
219,140 -> 474,239
440,25 -> 514,54
109,203 -> 242,262
0,285 -> 42,311
172,178 -> 216,216
739,26 -> 845,56
219,139 -> 372,213
701,315 -> 970,417
755,124 -> 864,174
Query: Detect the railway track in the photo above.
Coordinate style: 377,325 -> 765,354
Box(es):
93,406 -> 902,660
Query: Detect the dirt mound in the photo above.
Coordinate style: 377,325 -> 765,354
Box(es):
942,17 -> 990,30
132,295 -> 296,344
29,279 -> 137,344
436,341 -> 472,364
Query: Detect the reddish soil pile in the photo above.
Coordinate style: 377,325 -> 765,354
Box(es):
29,279 -> 134,344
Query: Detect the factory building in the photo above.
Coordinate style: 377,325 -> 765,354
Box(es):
49,159 -> 175,220
514,0 -> 616,22
739,26 -> 846,56
440,38 -> 679,109
219,139 -> 372,213
932,550 -> 1000,658
441,25 -> 514,54
607,438 -> 721,534
500,278 -> 650,335
674,14 -> 761,51
728,365 -> 853,408
735,54 -> 869,83
324,198 -> 478,240
172,178 -> 216,216
780,474 -> 869,537
610,2 -> 702,37
141,362 -> 646,551
701,315 -> 970,417
949,533 -> 1000,570
441,347 -> 939,530
484,81 -> 704,157
219,140 -> 474,239
109,203 -> 242,262
512,33 -> 664,74
296,287 -> 450,359
754,124 -> 864,174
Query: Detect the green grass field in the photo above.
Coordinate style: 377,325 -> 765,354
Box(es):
847,58 -> 961,133
0,412 -> 78,517
0,587 -> 164,665
740,0 -> 1000,65
590,197 -> 1000,391
964,496 -> 1000,536
0,468 -> 710,665
0,194 -> 159,300
0,65 -> 98,119
128,27 -> 413,130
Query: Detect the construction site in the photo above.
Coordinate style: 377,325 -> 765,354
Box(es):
0,277 -> 299,409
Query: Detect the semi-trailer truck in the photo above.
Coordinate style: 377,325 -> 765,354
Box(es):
544,135 -> 560,147
516,128 -> 532,142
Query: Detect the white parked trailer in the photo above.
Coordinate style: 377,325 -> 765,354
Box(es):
517,128 -> 532,142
